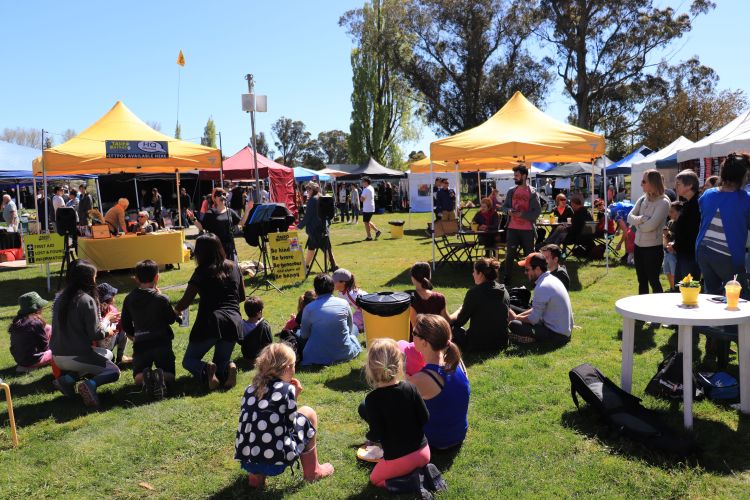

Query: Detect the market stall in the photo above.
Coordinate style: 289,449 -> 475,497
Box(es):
31,101 -> 221,273
630,137 -> 693,201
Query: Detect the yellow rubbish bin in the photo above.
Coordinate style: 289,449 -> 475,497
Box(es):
357,292 -> 412,345
389,220 -> 405,239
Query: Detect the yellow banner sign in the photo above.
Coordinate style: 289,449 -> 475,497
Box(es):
268,231 -> 305,285
24,233 -> 65,264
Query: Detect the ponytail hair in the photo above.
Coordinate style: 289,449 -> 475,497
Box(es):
474,257 -> 500,282
413,314 -> 462,372
365,338 -> 403,388
410,262 -> 434,290
251,343 -> 296,399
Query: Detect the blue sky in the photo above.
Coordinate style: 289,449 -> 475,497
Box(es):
1,1 -> 748,159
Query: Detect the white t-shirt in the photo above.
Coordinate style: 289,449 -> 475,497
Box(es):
52,195 -> 66,211
361,185 -> 375,213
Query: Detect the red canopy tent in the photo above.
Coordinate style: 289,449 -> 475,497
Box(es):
200,146 -> 296,216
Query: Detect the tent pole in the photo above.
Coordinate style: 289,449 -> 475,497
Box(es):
176,170 -> 182,227
134,177 -> 140,210
15,183 -> 20,209
218,131 -> 225,187
430,161 -> 435,270
42,129 -> 50,292
477,171 -> 480,203
95,178 -> 103,215
32,178 -> 38,231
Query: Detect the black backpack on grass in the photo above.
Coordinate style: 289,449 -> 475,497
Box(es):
569,363 -> 695,457
645,351 -> 702,400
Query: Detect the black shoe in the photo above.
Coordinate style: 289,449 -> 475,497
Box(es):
365,237 -> 373,241
142,368 -> 154,394
375,230 -> 382,239
151,368 -> 166,400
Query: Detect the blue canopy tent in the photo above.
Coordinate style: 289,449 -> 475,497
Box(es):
293,166 -> 331,182
605,146 -> 653,175
655,153 -> 678,169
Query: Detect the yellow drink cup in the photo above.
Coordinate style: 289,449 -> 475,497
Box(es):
725,282 -> 741,309
549,214 -> 556,224
471,223 -> 479,232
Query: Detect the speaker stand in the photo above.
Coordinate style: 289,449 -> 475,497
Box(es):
305,222 -> 334,279
248,234 -> 282,294
56,233 -> 78,291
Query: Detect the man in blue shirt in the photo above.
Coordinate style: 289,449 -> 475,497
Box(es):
298,273 -> 362,366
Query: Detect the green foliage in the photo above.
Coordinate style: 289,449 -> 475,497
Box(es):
3,213 -> 750,498
200,117 -> 217,148
341,0 -> 418,168
254,131 -> 273,158
316,130 -> 350,165
271,117 -> 313,166
174,121 -> 181,140
398,0 -> 554,135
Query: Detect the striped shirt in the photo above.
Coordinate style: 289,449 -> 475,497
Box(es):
702,210 -> 731,256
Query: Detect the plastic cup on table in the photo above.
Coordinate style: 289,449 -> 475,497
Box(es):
567,217 -> 572,224
471,223 -> 479,232
725,280 -> 742,310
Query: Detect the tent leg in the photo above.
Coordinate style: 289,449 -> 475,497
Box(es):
176,171 -> 182,227
95,178 -> 104,214
134,178 -> 140,210
431,162 -> 435,270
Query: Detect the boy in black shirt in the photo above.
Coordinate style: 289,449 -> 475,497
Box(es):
121,259 -> 179,399
239,296 -> 272,365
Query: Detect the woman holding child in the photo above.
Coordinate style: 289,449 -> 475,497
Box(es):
50,260 -> 121,407
176,233 -> 245,390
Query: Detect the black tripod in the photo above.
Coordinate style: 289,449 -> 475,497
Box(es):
305,219 -> 335,278
57,232 -> 78,290
249,231 -> 282,294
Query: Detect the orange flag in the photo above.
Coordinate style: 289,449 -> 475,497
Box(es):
177,50 -> 185,67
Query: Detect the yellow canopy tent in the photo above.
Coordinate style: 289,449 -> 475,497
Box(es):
430,91 -> 604,163
32,101 -> 221,175
409,156 -> 516,173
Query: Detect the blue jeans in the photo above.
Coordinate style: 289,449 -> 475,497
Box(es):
697,245 -> 745,295
182,337 -> 235,382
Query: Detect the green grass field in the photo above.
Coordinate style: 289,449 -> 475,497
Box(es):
1,212 -> 749,499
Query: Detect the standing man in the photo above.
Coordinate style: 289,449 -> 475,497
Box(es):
360,177 -> 381,241
2,194 -> 18,232
179,187 -> 192,228
502,165 -> 541,284
78,184 -> 94,228
52,186 -> 66,217
509,253 -> 573,345
337,183 -> 350,223
350,183 -> 360,224
436,178 -> 456,221
104,198 -> 129,235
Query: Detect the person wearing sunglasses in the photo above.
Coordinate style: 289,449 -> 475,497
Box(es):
135,211 -> 155,234
508,253 -> 573,346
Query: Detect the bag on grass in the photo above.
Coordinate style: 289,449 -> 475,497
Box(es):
645,351 -> 702,400
569,363 -> 695,456
696,372 -> 739,401
508,286 -> 531,310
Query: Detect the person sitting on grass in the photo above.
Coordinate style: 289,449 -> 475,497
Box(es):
120,259 -> 180,400
50,259 -> 121,407
239,296 -> 272,365
449,258 -> 510,352
283,290 -> 316,332
358,338 -> 430,488
509,253 -> 574,346
332,268 -> 367,333
408,314 -> 470,451
539,244 -> 570,290
408,262 -> 450,335
9,292 -> 53,373
235,343 -> 334,489
95,283 -> 131,365
298,273 -> 362,366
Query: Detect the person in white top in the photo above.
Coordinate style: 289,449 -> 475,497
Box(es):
360,177 -> 381,241
52,186 -> 67,213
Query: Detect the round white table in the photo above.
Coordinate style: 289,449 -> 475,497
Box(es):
615,293 -> 750,429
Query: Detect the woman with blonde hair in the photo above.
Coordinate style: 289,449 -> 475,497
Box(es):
235,343 -> 333,489
359,338 -> 430,488
628,169 -> 670,294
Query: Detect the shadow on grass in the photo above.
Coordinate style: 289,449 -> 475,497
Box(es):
208,474 -> 305,499
615,321 -> 658,354
324,367 -> 367,393
8,374 -> 214,427
561,407 -> 750,473
403,228 -> 431,239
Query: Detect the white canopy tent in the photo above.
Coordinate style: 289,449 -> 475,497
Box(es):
677,108 -> 750,162
630,136 -> 694,201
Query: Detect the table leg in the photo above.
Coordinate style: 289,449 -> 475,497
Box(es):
679,325 -> 693,430
739,321 -> 750,415
621,317 -> 635,392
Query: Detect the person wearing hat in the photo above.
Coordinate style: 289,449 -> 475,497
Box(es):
509,253 -> 574,345
96,282 -> 131,365
9,292 -> 53,372
332,268 -> 367,333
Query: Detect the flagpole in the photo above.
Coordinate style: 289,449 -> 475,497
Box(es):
176,66 -> 181,134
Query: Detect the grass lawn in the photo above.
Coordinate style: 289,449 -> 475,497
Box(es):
1,212 -> 749,498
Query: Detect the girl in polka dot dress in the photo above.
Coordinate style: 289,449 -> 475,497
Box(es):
234,343 -> 334,489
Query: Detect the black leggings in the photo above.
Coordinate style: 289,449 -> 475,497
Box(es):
634,244 -> 664,294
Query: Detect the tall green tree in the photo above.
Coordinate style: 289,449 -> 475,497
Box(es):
271,117 -> 312,166
341,0 -> 418,168
396,0 -> 553,135
255,131 -> 273,158
316,130 -> 350,164
174,121 -> 182,139
539,0 -> 715,145
201,117 -> 217,147
638,58 -> 746,149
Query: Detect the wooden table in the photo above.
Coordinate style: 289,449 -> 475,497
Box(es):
615,293 -> 750,429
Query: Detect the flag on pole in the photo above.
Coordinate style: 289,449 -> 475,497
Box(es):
177,50 -> 185,67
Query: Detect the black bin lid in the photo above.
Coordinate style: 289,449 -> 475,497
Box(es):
356,291 -> 411,317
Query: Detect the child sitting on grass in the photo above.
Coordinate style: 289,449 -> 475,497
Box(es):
235,343 -> 334,489
95,282 -> 131,364
9,292 -> 53,373
283,290 -> 316,332
359,338 -> 430,488
239,296 -> 272,365
120,259 -> 179,399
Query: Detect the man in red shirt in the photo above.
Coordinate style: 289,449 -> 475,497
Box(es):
501,165 -> 541,284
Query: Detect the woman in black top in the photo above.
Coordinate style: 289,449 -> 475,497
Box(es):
151,188 -> 164,228
360,338 -> 430,488
450,257 -> 510,351
297,182 -> 337,269
176,234 -> 245,390
188,188 -> 251,260
670,169 -> 702,283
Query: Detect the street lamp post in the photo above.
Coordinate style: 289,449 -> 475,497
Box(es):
693,118 -> 703,142
242,74 -> 267,203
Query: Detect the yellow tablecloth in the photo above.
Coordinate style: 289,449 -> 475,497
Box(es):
77,231 -> 185,271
